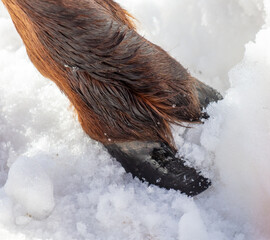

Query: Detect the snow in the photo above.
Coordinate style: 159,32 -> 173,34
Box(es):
4,155 -> 55,220
0,0 -> 269,239
178,209 -> 208,240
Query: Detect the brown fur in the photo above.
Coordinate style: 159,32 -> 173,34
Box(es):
2,0 -> 201,147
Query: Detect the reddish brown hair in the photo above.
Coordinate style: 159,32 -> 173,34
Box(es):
2,0 -> 201,147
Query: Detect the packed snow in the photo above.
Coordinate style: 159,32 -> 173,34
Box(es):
0,0 -> 269,239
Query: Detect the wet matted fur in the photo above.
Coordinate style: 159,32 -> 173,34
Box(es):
2,0 -> 202,147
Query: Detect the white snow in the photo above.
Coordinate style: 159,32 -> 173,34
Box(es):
4,155 -> 55,220
178,209 -> 208,240
0,0 -> 270,239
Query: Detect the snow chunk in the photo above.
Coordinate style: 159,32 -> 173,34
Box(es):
178,210 -> 209,240
0,189 -> 13,225
4,155 -> 55,220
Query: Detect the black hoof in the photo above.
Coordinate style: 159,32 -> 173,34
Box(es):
195,79 -> 223,110
105,141 -> 211,196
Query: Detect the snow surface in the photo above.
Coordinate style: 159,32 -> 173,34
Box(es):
0,0 -> 269,239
